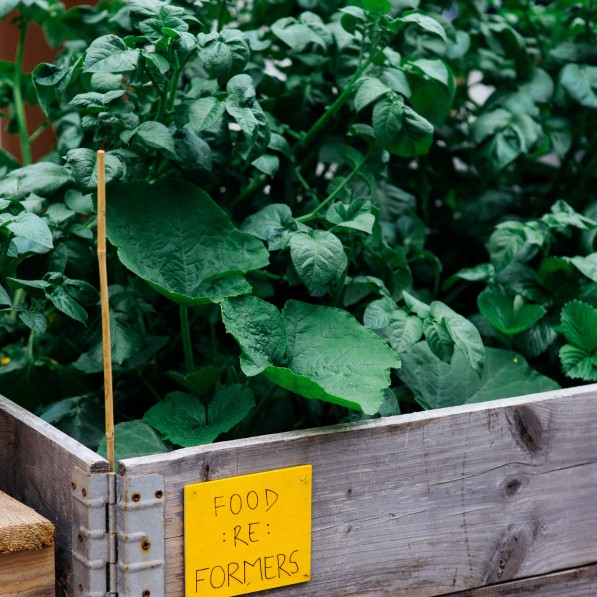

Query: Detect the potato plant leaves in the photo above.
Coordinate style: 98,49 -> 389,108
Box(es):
400,343 -> 559,410
143,385 -> 255,447
221,297 -> 399,414
289,230 -> 347,294
98,420 -> 170,461
106,181 -> 269,305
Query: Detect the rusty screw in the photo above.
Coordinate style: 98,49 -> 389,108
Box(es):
77,533 -> 83,543
142,591 -> 151,597
141,538 -> 151,551
78,583 -> 84,592
155,490 -> 163,499
81,488 -> 87,497
132,492 -> 141,502
71,481 -> 77,490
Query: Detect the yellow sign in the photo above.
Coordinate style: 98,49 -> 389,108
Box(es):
184,465 -> 312,596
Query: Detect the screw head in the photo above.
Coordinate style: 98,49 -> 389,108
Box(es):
155,490 -> 163,499
132,492 -> 141,502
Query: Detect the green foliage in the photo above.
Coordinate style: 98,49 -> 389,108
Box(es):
4,0 -> 597,457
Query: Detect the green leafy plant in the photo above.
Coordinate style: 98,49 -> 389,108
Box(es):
1,0 -> 596,458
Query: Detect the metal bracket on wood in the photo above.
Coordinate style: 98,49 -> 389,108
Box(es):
116,473 -> 165,597
71,467 -> 115,597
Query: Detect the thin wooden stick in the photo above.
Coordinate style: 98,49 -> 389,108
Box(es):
97,150 -> 115,472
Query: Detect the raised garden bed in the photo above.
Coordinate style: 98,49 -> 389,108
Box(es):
2,384 -> 596,596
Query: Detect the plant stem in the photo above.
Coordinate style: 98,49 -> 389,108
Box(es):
216,0 -> 228,32
28,120 -> 51,143
297,148 -> 371,223
292,54 -> 376,157
14,18 -> 32,165
180,305 -> 196,373
27,329 -> 35,360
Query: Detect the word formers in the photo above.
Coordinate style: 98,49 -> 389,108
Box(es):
184,465 -> 312,596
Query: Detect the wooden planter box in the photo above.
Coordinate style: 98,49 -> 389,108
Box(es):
1,385 -> 597,596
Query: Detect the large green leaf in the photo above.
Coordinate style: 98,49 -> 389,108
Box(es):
106,181 -> 269,305
83,35 -> 140,73
430,301 -> 485,376
271,12 -> 332,52
325,199 -> 375,234
143,385 -> 255,447
97,420 -> 170,461
388,311 -> 423,353
568,254 -> 597,282
126,121 -> 177,158
198,29 -> 250,85
65,149 -> 125,190
478,290 -> 546,335
0,163 -> 74,200
241,204 -> 296,250
6,212 -> 53,249
187,97 -> 226,133
399,343 -> 559,410
559,64 -> 597,109
559,301 -> 597,381
404,58 -> 455,126
389,105 -> 434,157
220,296 -> 287,376
289,230 -> 346,294
33,60 -> 76,116
225,74 -> 271,162
372,95 -> 403,148
221,297 -> 399,414
354,77 -> 392,112
472,110 -> 542,172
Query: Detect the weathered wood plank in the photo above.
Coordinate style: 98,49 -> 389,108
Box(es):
446,563 -> 597,596
0,491 -> 54,597
0,490 -> 54,554
120,385 -> 597,596
0,395 -> 109,597
0,547 -> 55,597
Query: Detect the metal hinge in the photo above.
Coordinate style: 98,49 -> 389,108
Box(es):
72,468 -> 116,597
116,473 -> 165,597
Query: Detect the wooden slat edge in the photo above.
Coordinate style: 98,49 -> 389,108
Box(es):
119,383 -> 597,472
442,562 -> 597,596
0,394 -> 109,473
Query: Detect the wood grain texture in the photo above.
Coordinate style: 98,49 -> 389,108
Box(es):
446,563 -> 597,596
120,385 -> 597,596
0,394 -> 109,597
0,546 -> 55,597
0,490 -> 54,554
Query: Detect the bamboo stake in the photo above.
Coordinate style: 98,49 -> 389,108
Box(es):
97,150 -> 115,472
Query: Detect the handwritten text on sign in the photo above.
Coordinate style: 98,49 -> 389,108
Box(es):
184,465 -> 312,596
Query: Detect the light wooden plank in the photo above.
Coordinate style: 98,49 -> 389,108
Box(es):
446,563 -> 597,596
120,385 -> 597,596
0,394 -> 109,597
0,490 -> 54,554
0,546 -> 55,597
